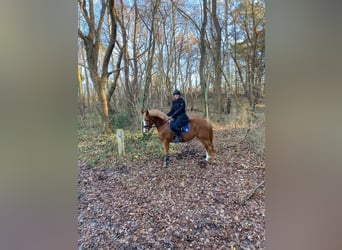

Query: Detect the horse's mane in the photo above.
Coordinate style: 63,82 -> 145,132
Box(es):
148,109 -> 168,120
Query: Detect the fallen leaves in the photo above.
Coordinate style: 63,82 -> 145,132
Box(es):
78,127 -> 265,249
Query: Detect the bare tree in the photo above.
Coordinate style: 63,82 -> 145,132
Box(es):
78,0 -> 118,133
211,0 -> 223,119
230,0 -> 265,109
106,47 -> 123,114
79,42 -> 93,110
141,0 -> 160,110
132,0 -> 140,105
200,0 -> 209,118
117,0 -> 137,116
222,0 -> 232,114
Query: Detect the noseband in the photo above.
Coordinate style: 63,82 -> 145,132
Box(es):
143,123 -> 153,130
142,117 -> 155,134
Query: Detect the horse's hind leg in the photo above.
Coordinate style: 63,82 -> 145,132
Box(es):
198,138 -> 214,161
205,142 -> 215,161
207,139 -> 215,156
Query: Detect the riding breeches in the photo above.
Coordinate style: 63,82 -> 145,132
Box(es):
170,118 -> 187,136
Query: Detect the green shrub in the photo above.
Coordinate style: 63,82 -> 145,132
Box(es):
111,112 -> 132,129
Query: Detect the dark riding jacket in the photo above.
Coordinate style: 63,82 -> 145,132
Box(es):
167,97 -> 189,126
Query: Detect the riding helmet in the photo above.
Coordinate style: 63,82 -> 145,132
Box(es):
173,89 -> 181,96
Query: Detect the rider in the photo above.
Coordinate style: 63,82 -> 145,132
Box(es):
167,89 -> 189,143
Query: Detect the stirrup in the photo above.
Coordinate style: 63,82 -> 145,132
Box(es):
173,136 -> 183,143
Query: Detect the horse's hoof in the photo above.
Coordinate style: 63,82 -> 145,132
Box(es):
163,156 -> 170,168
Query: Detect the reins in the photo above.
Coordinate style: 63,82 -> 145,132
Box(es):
151,116 -> 172,127
142,117 -> 172,132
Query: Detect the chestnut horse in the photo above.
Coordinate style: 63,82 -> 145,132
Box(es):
141,109 -> 215,167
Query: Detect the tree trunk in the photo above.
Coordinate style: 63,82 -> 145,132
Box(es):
80,44 -> 92,111
78,66 -> 85,116
107,48 -> 123,114
212,0 -> 223,120
97,79 -> 111,133
200,0 -> 209,119
118,0 -> 135,116
142,0 -> 160,110
172,2 -> 177,90
132,0 -> 139,99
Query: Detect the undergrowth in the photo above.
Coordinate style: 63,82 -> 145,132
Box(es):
78,128 -> 181,168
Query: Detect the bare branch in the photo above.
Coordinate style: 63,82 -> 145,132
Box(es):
226,128 -> 251,148
78,0 -> 92,27
107,66 -> 125,77
239,180 -> 265,206
78,29 -> 88,42
78,63 -> 89,70
102,0 -> 117,78
175,5 -> 200,33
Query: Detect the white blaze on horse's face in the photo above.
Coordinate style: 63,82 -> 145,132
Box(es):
142,112 -> 151,134
143,119 -> 148,133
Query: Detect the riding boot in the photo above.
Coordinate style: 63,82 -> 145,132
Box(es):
173,129 -> 183,143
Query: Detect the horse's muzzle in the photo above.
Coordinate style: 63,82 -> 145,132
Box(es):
141,121 -> 150,134
142,126 -> 150,134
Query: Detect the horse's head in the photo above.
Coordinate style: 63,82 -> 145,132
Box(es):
141,110 -> 153,134
141,109 -> 169,134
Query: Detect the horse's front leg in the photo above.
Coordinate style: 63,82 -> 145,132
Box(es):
163,140 -> 170,167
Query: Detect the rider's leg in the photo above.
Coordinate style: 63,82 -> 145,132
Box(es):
172,119 -> 182,142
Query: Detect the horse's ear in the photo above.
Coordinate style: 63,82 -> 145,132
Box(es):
141,109 -> 144,114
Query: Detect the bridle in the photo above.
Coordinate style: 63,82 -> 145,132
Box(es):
142,114 -> 172,134
142,115 -> 156,134
142,118 -> 154,130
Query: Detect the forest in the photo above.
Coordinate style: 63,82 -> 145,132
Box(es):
78,0 -> 265,248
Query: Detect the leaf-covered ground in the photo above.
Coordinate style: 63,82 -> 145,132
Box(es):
78,127 -> 265,249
